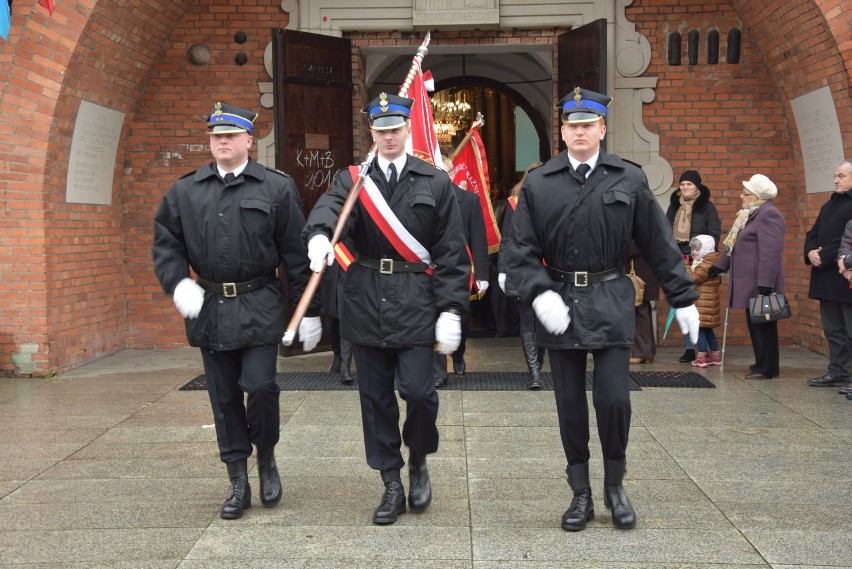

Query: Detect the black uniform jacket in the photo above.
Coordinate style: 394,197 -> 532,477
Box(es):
504,151 -> 697,349
804,190 -> 852,303
153,159 -> 316,350
303,156 -> 470,348
455,185 -> 489,289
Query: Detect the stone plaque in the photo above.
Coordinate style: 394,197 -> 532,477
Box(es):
791,86 -> 845,194
413,0 -> 499,29
66,100 -> 125,205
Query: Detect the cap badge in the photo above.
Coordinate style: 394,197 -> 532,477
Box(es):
573,87 -> 583,107
213,102 -> 223,116
379,93 -> 389,112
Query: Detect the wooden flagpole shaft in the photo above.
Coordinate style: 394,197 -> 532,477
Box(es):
282,33 -> 432,346
449,113 -> 484,161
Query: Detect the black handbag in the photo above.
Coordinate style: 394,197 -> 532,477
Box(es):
748,292 -> 791,324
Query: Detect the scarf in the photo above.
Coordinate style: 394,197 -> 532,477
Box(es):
723,200 -> 766,253
672,193 -> 697,243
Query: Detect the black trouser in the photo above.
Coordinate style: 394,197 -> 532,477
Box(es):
353,344 -> 439,471
744,309 -> 780,376
452,310 -> 472,361
202,345 -> 280,463
819,299 -> 852,379
548,346 -> 631,465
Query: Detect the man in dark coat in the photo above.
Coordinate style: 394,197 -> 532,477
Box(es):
153,102 -> 322,520
303,94 -> 470,525
804,160 -> 852,389
435,155 -> 490,386
504,87 -> 699,532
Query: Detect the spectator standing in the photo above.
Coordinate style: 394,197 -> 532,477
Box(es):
686,235 -> 722,367
804,160 -> 852,389
712,174 -> 786,379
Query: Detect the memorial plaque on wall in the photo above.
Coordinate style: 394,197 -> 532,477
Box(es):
413,0 -> 499,29
791,86 -> 845,194
65,100 -> 125,205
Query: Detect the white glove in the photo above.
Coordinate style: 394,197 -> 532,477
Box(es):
173,278 -> 205,319
675,304 -> 700,345
532,290 -> 570,335
476,280 -> 489,294
307,234 -> 334,273
498,273 -> 507,293
435,311 -> 462,355
298,316 -> 322,352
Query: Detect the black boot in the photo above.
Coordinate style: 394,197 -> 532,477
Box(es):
407,452 -> 432,512
329,354 -> 341,374
220,460 -> 252,519
452,355 -> 466,376
521,332 -> 543,390
561,462 -> 594,531
257,447 -> 282,506
678,349 -> 695,363
603,459 -> 636,529
373,469 -> 406,525
340,339 -> 354,385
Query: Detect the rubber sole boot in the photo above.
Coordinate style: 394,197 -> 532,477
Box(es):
603,459 -> 636,529
373,470 -> 406,525
257,447 -> 282,506
521,332 -> 543,390
408,453 -> 432,512
561,463 -> 594,531
221,460 -> 252,519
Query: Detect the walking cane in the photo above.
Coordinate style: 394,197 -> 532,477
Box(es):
282,33 -> 432,346
721,306 -> 730,369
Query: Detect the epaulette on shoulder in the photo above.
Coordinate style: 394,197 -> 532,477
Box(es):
265,166 -> 292,179
528,162 -> 544,173
179,169 -> 195,180
621,157 -> 643,169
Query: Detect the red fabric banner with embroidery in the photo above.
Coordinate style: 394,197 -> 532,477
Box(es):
406,63 -> 442,167
451,124 -> 501,253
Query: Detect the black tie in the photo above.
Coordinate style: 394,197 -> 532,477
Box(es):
387,163 -> 398,190
576,163 -> 591,178
224,172 -> 235,183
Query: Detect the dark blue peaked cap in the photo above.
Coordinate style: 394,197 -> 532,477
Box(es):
362,92 -> 414,130
207,102 -> 258,134
556,87 -> 612,123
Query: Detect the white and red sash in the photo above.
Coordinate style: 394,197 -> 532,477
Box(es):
351,165 -> 433,274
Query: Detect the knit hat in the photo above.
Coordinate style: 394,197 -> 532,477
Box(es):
679,170 -> 702,186
743,174 -> 778,200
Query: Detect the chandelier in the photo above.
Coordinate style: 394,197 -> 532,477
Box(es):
431,89 -> 473,143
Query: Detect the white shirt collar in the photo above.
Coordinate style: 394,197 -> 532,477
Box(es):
377,155 -> 407,180
568,151 -> 600,176
217,160 -> 249,179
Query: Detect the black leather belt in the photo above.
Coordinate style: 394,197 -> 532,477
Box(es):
196,275 -> 273,298
546,266 -> 622,287
356,256 -> 429,274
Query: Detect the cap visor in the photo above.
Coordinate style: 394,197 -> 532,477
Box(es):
209,124 -> 250,134
562,111 -> 603,124
370,115 -> 407,130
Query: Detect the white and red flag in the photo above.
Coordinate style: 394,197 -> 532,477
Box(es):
405,60 -> 442,167
450,122 -> 501,253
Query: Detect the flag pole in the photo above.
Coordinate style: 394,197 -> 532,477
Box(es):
282,33 -> 432,346
450,113 -> 484,161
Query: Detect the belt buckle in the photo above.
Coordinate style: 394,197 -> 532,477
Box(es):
379,258 -> 394,275
222,283 -> 237,298
574,271 -> 589,287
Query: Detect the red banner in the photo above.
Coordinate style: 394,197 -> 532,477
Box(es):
405,62 -> 442,167
38,0 -> 55,16
451,125 -> 501,253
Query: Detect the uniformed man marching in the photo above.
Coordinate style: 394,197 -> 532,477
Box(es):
153,102 -> 322,520
504,88 -> 700,531
303,94 -> 470,524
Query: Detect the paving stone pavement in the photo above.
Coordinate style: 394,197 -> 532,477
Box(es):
0,338 -> 849,568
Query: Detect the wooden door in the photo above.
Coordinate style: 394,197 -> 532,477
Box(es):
557,19 -> 607,152
272,29 -> 353,215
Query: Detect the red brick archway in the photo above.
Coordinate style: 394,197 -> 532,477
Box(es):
0,0 -> 850,375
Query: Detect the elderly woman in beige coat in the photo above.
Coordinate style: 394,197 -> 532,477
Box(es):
687,234 -> 722,367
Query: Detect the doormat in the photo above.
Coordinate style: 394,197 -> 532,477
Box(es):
179,370 -> 714,391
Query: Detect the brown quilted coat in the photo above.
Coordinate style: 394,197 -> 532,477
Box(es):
688,251 -> 721,329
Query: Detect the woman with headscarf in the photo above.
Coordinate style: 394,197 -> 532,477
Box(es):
666,170 -> 721,362
710,174 -> 786,379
